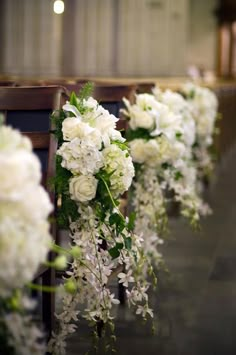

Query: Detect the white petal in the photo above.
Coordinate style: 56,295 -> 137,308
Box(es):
63,103 -> 82,118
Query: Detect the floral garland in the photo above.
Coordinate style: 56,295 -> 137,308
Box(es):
180,82 -> 219,182
122,90 -> 210,259
49,85 -> 154,355
152,86 -> 212,221
0,125 -> 53,355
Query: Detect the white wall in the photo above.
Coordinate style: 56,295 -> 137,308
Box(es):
0,0 -> 218,78
1,0 -> 62,77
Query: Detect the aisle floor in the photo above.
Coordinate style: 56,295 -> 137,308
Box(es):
66,148 -> 236,355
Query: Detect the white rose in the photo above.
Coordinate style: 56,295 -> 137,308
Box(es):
69,175 -> 98,202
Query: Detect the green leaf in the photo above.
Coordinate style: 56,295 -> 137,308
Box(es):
127,212 -> 136,231
112,140 -> 129,151
124,237 -> 132,250
162,162 -> 171,170
70,91 -> 78,107
109,213 -> 123,226
125,127 -> 151,141
176,132 -> 182,139
174,171 -> 183,181
108,243 -> 124,259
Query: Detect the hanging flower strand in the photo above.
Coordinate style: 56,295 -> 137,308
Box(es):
48,84 -> 154,355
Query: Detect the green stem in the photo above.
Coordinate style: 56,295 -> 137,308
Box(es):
51,242 -> 72,256
100,176 -> 124,219
27,282 -> 59,293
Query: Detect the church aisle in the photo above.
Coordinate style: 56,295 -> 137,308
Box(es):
66,146 -> 236,355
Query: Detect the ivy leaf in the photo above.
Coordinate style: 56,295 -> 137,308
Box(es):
109,213 -> 126,234
109,213 -> 122,226
124,237 -> 132,250
127,212 -> 136,231
108,243 -> 124,259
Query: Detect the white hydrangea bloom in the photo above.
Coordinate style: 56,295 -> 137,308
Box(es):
0,126 -> 52,297
129,136 -> 186,167
102,144 -> 135,196
57,138 -> 104,176
0,151 -> 41,201
0,125 -> 32,152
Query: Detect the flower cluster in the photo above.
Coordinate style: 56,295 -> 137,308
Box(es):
49,86 -> 153,355
0,125 -> 53,296
181,82 -> 219,178
122,89 -> 210,256
0,125 -> 53,355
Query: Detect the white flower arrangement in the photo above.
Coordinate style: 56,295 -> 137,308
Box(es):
152,86 -> 212,223
49,85 -> 154,355
180,82 -> 219,179
122,89 -> 210,255
0,125 -> 53,355
0,125 -> 53,296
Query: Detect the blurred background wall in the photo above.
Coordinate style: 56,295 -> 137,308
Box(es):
0,0 -> 219,78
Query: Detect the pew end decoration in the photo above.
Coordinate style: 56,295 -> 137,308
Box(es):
0,125 -> 53,355
122,90 -> 211,255
49,84 -> 154,355
180,82 -> 219,185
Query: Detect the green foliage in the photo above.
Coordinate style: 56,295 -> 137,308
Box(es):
127,211 -> 136,231
161,162 -> 171,170
174,171 -> 183,181
50,109 -> 66,145
124,236 -> 132,250
176,131 -> 182,140
108,243 -> 124,259
188,89 -> 195,99
58,195 -> 79,228
69,91 -> 78,107
112,140 -> 129,152
125,127 -> 151,141
71,82 -> 95,115
78,82 -> 94,101
95,170 -> 119,213
109,213 -> 125,234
